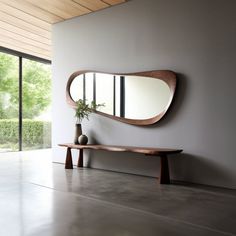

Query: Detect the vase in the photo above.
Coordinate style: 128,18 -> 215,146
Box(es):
78,134 -> 88,145
74,123 -> 82,144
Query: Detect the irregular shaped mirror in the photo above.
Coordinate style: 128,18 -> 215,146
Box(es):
66,70 -> 177,125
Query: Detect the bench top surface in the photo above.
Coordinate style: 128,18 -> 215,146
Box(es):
58,143 -> 183,156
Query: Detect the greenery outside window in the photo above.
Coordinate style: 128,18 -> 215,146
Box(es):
0,50 -> 51,152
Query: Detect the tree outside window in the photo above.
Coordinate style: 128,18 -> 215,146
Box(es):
0,52 -> 51,152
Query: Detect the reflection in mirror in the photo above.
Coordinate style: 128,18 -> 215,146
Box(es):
70,74 -> 83,102
96,73 -> 114,115
124,76 -> 170,119
67,70 -> 177,125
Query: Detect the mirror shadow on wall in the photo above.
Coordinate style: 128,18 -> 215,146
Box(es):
66,70 -> 177,125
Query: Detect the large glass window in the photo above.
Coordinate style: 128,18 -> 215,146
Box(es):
0,52 -> 19,152
22,59 -> 51,150
0,50 -> 51,152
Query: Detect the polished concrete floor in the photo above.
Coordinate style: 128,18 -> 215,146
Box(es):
0,149 -> 236,236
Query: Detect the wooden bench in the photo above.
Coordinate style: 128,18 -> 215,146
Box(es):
58,143 -> 182,184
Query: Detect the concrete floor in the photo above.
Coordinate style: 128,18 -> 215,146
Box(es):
0,149 -> 236,236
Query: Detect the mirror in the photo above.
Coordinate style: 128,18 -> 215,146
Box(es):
66,70 -> 177,125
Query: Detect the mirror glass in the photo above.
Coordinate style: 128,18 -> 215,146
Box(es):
67,70 -> 176,125
70,73 -> 171,120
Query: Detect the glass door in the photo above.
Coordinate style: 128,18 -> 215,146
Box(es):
22,59 -> 51,150
0,52 -> 19,152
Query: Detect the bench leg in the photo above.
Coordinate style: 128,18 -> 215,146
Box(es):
65,147 -> 73,169
160,155 -> 170,184
77,149 -> 83,168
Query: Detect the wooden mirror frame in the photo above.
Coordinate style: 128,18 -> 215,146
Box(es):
66,70 -> 177,126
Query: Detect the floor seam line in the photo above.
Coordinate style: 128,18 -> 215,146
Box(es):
27,181 -> 236,236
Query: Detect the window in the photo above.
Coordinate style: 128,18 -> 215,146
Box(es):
0,49 -> 51,152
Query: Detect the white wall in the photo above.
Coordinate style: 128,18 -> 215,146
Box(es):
52,0 -> 236,189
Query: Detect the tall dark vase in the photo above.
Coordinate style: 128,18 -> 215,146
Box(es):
74,123 -> 82,144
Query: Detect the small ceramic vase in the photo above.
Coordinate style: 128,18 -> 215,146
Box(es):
78,134 -> 88,145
